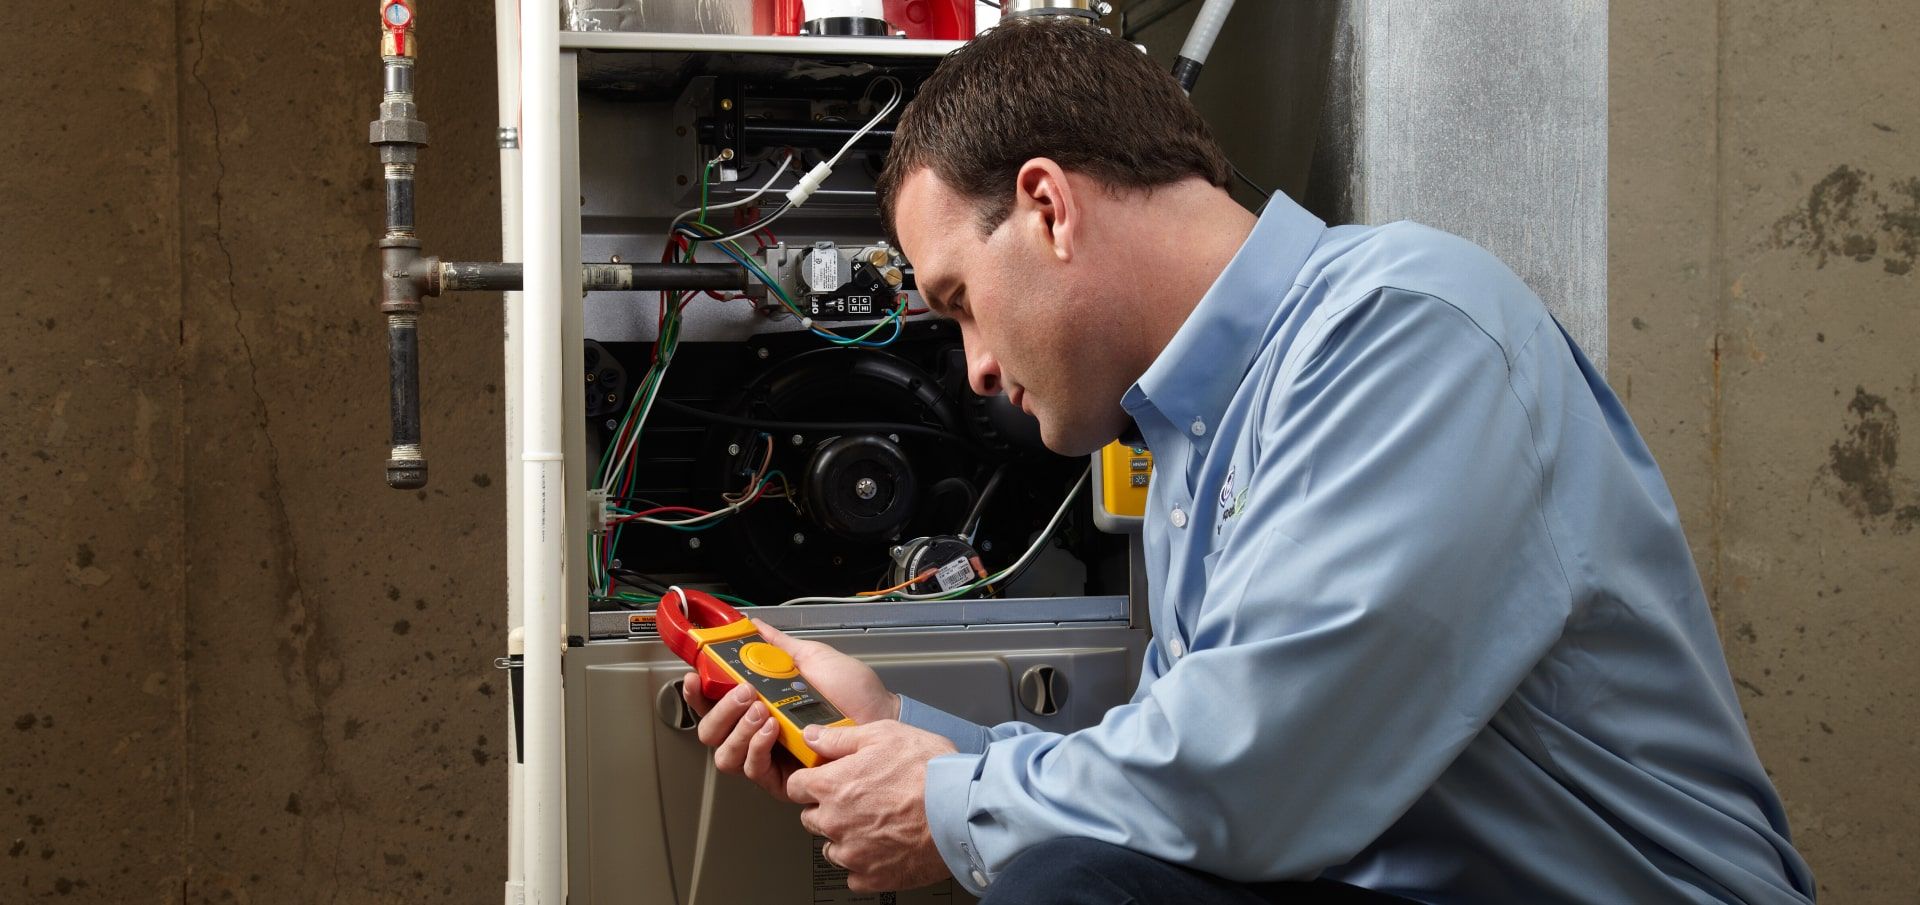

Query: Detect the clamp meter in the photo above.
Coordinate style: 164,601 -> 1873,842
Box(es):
657,588 -> 854,767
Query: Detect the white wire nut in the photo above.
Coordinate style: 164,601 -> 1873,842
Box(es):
800,317 -> 815,329
786,162 -> 835,208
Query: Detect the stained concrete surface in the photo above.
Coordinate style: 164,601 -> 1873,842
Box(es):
2,2 -> 190,900
173,0 -> 507,900
1611,0 -> 1919,899
7,0 -> 506,901
3,0 -> 1915,902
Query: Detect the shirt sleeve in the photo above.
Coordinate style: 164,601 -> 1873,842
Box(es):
923,288 -> 1575,896
895,695 -> 1039,755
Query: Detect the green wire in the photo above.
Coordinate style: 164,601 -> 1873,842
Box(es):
590,591 -> 761,608
675,219 -> 907,349
676,220 -> 805,315
698,159 -> 715,227
835,298 -> 908,344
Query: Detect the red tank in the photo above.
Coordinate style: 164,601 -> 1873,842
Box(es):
757,0 -> 976,41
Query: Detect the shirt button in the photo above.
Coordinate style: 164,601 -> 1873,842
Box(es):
1169,507 -> 1188,529
970,869 -> 988,888
1169,637 -> 1185,659
1190,418 -> 1207,437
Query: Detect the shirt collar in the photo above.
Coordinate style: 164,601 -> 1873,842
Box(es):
1122,192 -> 1326,449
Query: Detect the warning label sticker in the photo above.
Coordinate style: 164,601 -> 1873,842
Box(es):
933,557 -> 974,592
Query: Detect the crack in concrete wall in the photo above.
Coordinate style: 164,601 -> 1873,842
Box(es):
187,2 -> 352,896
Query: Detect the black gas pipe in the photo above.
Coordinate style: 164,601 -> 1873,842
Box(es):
368,0 -> 744,489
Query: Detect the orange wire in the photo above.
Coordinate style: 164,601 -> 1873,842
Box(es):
722,434 -> 775,504
859,568 -> 940,598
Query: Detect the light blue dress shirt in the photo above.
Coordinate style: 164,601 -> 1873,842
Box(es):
897,193 -> 1816,903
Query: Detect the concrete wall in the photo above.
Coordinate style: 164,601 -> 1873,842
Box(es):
4,1 -> 508,901
1611,0 -> 1919,900
2,1 -> 1913,902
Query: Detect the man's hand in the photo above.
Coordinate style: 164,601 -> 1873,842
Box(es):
682,619 -> 898,802
787,721 -> 958,893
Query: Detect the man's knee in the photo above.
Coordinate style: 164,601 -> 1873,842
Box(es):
978,837 -> 1150,905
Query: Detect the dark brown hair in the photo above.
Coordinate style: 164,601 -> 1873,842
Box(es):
876,18 -> 1231,244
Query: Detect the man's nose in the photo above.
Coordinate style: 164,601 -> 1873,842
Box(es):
967,345 -> 1003,397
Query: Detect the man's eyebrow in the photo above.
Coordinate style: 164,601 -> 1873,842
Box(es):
919,278 -> 954,315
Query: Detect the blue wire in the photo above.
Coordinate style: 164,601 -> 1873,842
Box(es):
680,227 -> 905,348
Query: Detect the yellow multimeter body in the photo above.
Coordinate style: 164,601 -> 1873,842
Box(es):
1092,440 -> 1153,532
660,589 -> 854,767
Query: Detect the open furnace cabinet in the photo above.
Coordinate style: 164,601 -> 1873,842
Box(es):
478,3 -> 1605,903
492,6 -> 1152,904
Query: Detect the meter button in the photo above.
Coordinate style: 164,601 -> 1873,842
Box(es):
740,642 -> 799,678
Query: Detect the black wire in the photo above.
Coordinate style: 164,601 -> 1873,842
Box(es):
991,477 -> 1088,594
657,399 -> 972,446
681,203 -> 792,246
979,0 -> 999,7
606,495 -> 673,509
961,464 -> 1008,542
609,569 -> 673,595
1228,160 -> 1271,200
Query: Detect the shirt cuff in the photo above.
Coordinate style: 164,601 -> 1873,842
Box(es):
925,752 -> 993,896
896,695 -> 993,755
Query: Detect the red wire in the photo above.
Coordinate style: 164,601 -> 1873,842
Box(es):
615,504 -> 714,522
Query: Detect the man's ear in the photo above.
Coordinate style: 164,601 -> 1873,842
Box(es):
1011,158 -> 1078,263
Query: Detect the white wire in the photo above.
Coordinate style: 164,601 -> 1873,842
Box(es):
827,77 -> 902,170
677,79 -> 902,249
599,374 -> 665,495
776,466 -> 1091,606
687,202 -> 796,246
669,152 -> 795,235
624,478 -> 779,528
602,79 -> 906,502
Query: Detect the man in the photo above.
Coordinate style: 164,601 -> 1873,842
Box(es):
684,19 -> 1816,905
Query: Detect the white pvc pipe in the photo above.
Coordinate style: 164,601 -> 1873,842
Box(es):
519,1 -> 566,904
1176,0 -> 1236,66
493,0 -> 525,901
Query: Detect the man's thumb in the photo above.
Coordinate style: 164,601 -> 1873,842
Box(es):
802,722 -> 865,758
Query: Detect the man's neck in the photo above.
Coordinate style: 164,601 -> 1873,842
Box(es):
1113,182 -> 1260,377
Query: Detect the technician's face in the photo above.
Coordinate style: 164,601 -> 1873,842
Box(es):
893,168 -> 1132,456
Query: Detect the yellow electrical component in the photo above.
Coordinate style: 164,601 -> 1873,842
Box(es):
1093,440 -> 1152,531
659,589 -> 852,767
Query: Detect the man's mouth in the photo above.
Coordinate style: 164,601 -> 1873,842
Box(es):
1008,385 -> 1029,413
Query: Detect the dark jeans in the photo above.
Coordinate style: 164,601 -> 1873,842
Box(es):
977,838 -> 1415,905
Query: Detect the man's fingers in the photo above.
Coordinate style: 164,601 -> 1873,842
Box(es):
696,684 -> 756,748
681,672 -> 714,718
786,767 -> 821,805
847,870 -> 882,895
797,804 -> 827,838
740,712 -> 784,794
750,619 -> 829,664
801,721 -> 875,760
713,700 -> 768,774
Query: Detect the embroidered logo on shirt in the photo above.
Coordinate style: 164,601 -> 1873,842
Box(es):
1217,465 -> 1249,533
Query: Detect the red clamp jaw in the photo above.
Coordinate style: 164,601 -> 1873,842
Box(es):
656,588 -> 759,700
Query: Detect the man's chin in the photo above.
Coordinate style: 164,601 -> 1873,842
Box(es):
1037,418 -> 1121,458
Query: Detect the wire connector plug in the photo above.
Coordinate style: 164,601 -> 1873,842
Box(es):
785,162 -> 835,208
588,488 -> 611,536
